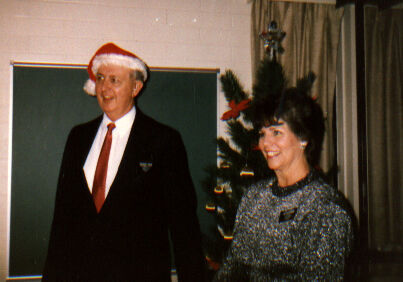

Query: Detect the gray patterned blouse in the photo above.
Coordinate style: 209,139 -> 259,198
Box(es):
214,171 -> 354,281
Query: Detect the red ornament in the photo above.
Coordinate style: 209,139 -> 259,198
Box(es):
221,99 -> 251,121
252,144 -> 260,151
206,256 -> 220,271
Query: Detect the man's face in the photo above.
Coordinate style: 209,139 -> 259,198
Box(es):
95,64 -> 143,121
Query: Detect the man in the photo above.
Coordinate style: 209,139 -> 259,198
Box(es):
43,43 -> 205,281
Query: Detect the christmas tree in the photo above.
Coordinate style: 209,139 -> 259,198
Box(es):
202,21 -> 316,274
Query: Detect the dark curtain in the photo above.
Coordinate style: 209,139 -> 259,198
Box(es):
365,6 -> 403,251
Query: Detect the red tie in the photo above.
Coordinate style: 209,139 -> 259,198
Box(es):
92,122 -> 115,213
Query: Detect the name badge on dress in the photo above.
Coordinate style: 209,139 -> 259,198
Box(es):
279,207 -> 298,223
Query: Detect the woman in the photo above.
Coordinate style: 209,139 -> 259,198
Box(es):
214,88 -> 354,281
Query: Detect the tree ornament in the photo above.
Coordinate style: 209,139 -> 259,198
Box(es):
259,21 -> 286,60
221,99 -> 251,121
240,164 -> 255,177
214,181 -> 231,195
214,184 -> 224,194
217,225 -> 234,241
216,206 -> 225,216
219,160 -> 231,169
205,202 -> 216,212
223,183 -> 232,195
252,144 -> 260,151
206,256 -> 220,271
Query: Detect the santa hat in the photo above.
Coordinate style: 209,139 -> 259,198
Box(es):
83,42 -> 148,96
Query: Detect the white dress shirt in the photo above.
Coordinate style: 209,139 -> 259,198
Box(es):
83,107 -> 136,197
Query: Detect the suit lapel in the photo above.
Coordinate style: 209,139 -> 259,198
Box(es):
79,116 -> 103,168
79,116 -> 103,203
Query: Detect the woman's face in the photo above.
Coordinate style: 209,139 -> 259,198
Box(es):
258,120 -> 307,175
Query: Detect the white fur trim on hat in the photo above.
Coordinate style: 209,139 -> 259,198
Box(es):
92,54 -> 148,81
83,79 -> 96,96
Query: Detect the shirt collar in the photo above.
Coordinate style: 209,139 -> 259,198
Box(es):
101,106 -> 136,134
271,170 -> 316,197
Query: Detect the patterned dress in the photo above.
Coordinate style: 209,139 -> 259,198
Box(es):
214,171 -> 354,281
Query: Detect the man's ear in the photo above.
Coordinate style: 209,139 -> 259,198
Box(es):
132,81 -> 144,98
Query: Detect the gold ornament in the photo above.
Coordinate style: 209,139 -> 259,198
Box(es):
219,160 -> 231,169
205,202 -> 216,211
214,181 -> 232,194
217,225 -> 234,241
240,164 -> 254,177
214,185 -> 224,194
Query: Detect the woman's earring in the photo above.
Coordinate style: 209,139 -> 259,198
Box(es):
300,141 -> 307,149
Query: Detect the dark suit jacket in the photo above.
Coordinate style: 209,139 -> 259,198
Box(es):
43,110 -> 205,281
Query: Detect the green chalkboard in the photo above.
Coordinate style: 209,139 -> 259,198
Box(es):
10,65 -> 217,277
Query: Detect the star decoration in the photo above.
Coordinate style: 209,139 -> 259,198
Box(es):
260,21 -> 286,60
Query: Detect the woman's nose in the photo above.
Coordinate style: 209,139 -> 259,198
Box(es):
262,134 -> 271,146
259,136 -> 269,149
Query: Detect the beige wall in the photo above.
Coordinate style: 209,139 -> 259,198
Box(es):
0,0 -> 252,278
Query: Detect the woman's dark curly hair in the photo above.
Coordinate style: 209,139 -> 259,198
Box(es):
254,87 -> 325,167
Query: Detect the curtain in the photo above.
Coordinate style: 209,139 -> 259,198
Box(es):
251,1 -> 343,174
365,6 -> 403,251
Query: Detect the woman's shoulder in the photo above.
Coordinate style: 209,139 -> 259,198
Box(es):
302,174 -> 353,219
244,177 -> 276,197
302,171 -> 336,199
